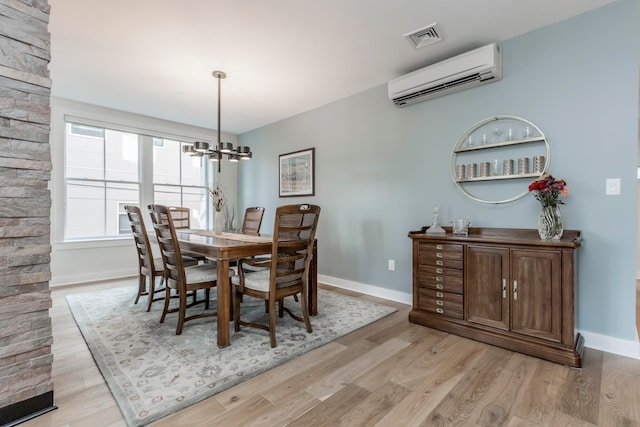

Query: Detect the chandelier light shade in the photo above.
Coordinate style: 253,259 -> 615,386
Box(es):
182,71 -> 251,172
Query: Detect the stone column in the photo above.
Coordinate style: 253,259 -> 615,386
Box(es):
0,0 -> 55,424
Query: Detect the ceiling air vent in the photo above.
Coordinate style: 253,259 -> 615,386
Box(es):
405,23 -> 442,49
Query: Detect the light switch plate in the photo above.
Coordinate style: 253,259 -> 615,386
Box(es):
606,178 -> 621,195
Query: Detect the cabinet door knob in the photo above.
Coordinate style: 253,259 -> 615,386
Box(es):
502,279 -> 507,299
513,280 -> 518,301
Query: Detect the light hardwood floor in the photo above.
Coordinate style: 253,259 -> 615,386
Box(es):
22,279 -> 640,427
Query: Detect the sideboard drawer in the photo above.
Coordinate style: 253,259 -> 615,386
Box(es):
418,265 -> 463,279
418,244 -> 464,269
417,272 -> 463,294
418,288 -> 463,319
419,242 -> 463,254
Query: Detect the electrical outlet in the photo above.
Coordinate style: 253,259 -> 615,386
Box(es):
606,178 -> 621,195
388,259 -> 395,271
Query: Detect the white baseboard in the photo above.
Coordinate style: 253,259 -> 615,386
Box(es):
319,274 -> 640,360
578,330 -> 640,359
50,269 -> 135,287
318,274 -> 412,305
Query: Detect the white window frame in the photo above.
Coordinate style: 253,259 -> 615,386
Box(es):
61,117 -> 215,243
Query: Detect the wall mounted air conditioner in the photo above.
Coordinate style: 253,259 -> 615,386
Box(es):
388,43 -> 502,107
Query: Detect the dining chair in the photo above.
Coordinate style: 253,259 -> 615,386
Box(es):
168,206 -> 207,262
228,206 -> 266,273
148,204 -> 233,335
231,204 -> 321,347
168,206 -> 190,229
124,205 -> 199,312
241,206 -> 265,235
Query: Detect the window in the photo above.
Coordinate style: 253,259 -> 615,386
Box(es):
65,123 -> 140,239
153,139 -> 209,229
64,121 -> 213,241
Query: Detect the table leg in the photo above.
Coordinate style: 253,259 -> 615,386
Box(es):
216,259 -> 230,348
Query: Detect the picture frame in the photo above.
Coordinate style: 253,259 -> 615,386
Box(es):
279,147 -> 315,197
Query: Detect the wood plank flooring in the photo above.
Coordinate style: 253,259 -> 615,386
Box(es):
20,279 -> 640,427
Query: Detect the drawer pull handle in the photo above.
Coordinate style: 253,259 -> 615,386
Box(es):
435,284 -> 444,290
436,252 -> 443,258
436,276 -> 443,282
436,268 -> 443,274
513,280 -> 518,301
436,244 -> 443,250
436,308 -> 444,314
436,260 -> 444,266
436,300 -> 444,306
436,291 -> 444,298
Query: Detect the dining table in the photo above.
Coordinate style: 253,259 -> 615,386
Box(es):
172,229 -> 318,348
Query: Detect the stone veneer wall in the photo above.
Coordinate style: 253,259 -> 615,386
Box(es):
0,0 -> 55,423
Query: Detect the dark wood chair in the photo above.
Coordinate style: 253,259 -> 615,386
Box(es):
168,205 -> 207,262
228,207 -> 266,271
168,206 -> 191,229
148,204 -> 232,335
241,206 -> 265,235
124,205 -> 198,312
232,204 -> 320,347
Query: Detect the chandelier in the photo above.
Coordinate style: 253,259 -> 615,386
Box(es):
182,71 -> 251,172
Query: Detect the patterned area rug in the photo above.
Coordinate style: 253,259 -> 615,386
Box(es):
66,285 -> 396,427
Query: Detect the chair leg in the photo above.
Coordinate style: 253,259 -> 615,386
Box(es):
228,280 -> 234,318
176,290 -> 187,335
278,298 -> 284,318
232,286 -> 241,332
268,298 -> 277,348
146,275 -> 156,312
301,292 -> 312,333
160,286 -> 171,323
134,273 -> 145,305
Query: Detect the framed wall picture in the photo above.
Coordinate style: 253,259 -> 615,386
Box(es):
279,147 -> 315,197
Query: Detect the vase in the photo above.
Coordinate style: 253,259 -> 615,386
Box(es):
214,211 -> 224,235
538,205 -> 563,241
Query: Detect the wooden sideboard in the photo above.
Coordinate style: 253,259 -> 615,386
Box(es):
408,226 -> 583,367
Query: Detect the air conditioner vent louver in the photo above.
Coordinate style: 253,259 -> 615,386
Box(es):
388,43 -> 502,107
393,72 -> 497,106
405,24 -> 442,48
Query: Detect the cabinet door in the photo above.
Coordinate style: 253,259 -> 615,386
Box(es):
510,249 -> 562,342
465,245 -> 509,330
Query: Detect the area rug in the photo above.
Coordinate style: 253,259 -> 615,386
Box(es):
66,285 -> 396,426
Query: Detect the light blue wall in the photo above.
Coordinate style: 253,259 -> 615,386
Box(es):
239,0 -> 639,341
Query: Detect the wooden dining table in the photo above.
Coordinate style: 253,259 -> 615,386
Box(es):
173,230 -> 318,348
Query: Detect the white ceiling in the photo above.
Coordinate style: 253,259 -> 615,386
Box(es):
48,0 -> 617,135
